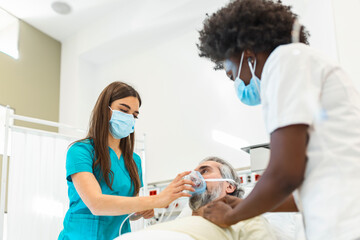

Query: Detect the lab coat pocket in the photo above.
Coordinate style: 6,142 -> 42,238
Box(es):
67,213 -> 100,239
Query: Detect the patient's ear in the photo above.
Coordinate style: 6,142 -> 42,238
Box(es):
225,184 -> 236,194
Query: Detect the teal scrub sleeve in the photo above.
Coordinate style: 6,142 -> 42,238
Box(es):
66,142 -> 94,182
133,153 -> 143,187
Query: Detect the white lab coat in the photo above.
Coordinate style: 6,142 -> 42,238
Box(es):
261,43 -> 360,240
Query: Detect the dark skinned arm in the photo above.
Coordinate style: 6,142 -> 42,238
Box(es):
230,124 -> 307,220
203,124 -> 307,226
270,194 -> 298,212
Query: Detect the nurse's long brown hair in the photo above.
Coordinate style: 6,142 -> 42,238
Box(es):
84,81 -> 141,195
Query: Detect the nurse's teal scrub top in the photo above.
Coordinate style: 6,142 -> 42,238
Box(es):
58,139 -> 143,240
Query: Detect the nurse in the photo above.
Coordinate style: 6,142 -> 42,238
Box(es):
197,0 -> 360,239
58,81 -> 195,239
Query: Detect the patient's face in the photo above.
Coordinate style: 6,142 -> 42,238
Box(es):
195,161 -> 228,197
189,161 -> 228,211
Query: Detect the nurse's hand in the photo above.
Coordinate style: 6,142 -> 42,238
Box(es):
219,195 -> 243,208
156,171 -> 195,208
131,209 -> 155,220
203,200 -> 237,228
138,209 -> 154,219
193,197 -> 242,218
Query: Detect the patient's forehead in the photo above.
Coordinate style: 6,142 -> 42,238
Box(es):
194,161 -> 222,175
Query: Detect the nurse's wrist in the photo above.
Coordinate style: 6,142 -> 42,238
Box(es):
150,194 -> 162,208
224,210 -> 238,225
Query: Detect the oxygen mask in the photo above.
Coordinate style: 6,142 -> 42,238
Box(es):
184,171 -> 236,195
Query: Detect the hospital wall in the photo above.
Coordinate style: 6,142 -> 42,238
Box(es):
0,21 -> 61,131
0,20 -> 61,210
59,0 -> 360,183
332,0 -> 360,92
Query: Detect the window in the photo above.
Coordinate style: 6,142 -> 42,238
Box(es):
0,8 -> 19,59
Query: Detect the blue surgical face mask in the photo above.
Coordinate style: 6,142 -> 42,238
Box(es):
185,171 -> 236,195
108,106 -> 135,139
233,52 -> 261,106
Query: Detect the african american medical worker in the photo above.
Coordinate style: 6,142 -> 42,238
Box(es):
58,81 -> 195,240
197,1 -> 360,239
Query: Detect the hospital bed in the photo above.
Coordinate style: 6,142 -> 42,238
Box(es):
119,192 -> 306,240
119,144 -> 306,240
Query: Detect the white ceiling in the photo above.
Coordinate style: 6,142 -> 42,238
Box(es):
0,0 -> 138,42
0,0 -> 225,64
0,0 -> 309,47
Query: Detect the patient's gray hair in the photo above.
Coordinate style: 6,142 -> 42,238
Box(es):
201,156 -> 244,198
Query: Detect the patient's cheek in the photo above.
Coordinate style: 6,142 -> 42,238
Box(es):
206,182 -> 216,191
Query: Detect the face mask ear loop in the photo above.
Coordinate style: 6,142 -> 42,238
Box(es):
248,58 -> 261,94
247,58 -> 256,77
236,52 -> 245,79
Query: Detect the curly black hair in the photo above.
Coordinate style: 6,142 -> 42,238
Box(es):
197,0 -> 310,69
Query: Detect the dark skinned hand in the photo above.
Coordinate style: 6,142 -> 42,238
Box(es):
220,195 -> 243,208
203,195 -> 243,228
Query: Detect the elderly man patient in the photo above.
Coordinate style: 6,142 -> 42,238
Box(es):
117,157 -> 276,240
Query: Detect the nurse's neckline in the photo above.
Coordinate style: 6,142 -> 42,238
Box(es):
108,146 -> 122,159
